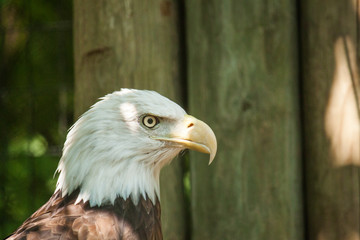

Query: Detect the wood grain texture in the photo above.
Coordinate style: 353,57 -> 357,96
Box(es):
73,1 -> 186,239
186,1 -> 303,239
301,0 -> 360,239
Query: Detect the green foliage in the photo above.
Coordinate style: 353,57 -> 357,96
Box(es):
0,0 -> 73,238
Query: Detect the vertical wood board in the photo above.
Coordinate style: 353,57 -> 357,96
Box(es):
73,1 -> 186,239
186,1 -> 303,239
301,0 -> 360,239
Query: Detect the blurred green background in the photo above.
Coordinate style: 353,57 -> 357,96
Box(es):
0,0 -> 73,237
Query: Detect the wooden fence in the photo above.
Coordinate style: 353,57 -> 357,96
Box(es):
74,0 -> 360,239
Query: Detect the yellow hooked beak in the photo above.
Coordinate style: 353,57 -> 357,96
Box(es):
152,115 -> 217,164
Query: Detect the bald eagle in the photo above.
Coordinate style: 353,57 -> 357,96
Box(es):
6,89 -> 217,240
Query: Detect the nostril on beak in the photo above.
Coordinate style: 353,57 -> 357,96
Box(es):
187,123 -> 194,128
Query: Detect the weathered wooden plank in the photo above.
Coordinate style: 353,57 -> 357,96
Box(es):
301,0 -> 360,239
186,1 -> 303,239
73,1 -> 186,239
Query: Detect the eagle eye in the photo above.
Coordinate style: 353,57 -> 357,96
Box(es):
142,115 -> 159,129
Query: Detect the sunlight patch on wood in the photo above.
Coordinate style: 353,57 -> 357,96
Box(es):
325,36 -> 360,167
318,230 -> 360,240
347,232 -> 360,240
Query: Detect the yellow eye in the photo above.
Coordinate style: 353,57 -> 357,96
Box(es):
142,115 -> 159,128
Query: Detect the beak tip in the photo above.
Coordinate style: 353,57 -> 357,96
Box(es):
208,149 -> 216,165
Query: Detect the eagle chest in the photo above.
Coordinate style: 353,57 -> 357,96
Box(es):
7,192 -> 162,240
72,196 -> 163,240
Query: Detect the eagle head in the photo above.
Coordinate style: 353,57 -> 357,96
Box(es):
56,89 -> 217,207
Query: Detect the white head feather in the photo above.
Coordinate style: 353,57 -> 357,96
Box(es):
55,89 -> 187,207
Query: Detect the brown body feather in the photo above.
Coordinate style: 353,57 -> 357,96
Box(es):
6,190 -> 162,240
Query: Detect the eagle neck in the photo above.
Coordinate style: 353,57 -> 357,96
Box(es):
56,153 -> 163,207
